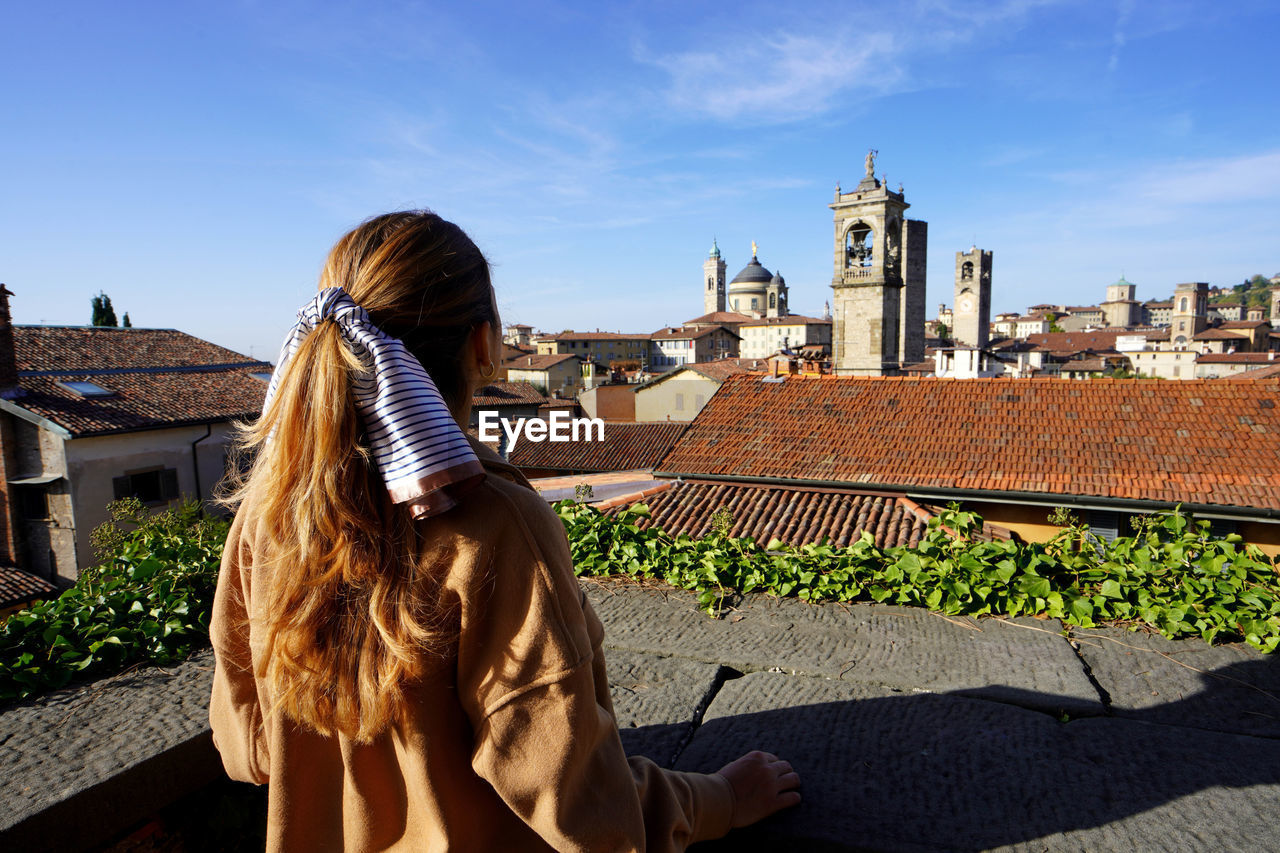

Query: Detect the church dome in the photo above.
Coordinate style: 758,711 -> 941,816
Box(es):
730,257 -> 773,287
770,270 -> 784,285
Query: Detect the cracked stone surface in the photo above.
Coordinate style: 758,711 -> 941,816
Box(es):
1070,625 -> 1280,738
587,580 -> 1103,717
678,671 -> 1280,853
604,648 -> 727,764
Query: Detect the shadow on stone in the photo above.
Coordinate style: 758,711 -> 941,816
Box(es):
671,656 -> 1280,852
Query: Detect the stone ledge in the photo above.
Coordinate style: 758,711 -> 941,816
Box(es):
0,650 -> 222,852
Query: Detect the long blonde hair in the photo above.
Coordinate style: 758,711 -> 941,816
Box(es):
224,211 -> 494,742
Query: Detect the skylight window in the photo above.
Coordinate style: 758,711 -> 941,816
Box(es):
58,381 -> 113,398
250,372 -> 274,382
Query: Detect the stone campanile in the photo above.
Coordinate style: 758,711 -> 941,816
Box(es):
830,151 -> 926,374
952,247 -> 992,349
1169,282 -> 1208,348
703,239 -> 726,315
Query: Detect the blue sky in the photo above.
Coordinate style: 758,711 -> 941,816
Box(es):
3,1 -> 1278,360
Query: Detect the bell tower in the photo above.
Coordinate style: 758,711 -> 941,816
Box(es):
703,239 -> 726,315
830,151 -> 924,374
1169,282 -> 1208,348
953,247 -> 992,348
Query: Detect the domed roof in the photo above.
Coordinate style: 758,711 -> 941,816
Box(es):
708,238 -> 720,259
770,270 -> 784,285
730,257 -> 773,286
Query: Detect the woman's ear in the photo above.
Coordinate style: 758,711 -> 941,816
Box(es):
470,321 -> 496,375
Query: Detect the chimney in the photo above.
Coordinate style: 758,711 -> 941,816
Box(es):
0,285 -> 22,399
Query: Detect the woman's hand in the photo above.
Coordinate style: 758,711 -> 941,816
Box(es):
716,750 -> 802,828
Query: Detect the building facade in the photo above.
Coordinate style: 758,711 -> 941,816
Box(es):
738,316 -> 832,360
0,296 -> 271,582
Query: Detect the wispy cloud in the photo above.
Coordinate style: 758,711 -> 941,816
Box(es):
636,0 -> 1062,123
1108,0 -> 1135,73
639,31 -> 904,123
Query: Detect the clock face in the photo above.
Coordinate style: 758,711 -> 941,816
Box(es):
959,295 -> 975,313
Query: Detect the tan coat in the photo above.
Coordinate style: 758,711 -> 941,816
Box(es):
209,441 -> 733,851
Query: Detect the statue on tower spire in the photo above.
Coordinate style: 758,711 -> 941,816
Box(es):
864,149 -> 878,180
751,240 -> 758,258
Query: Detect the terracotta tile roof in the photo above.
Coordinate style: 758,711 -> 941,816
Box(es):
684,311 -> 754,325
602,479 -> 929,548
500,343 -> 534,360
0,566 -> 58,611
535,331 -> 649,341
497,421 -> 688,473
650,325 -> 740,342
12,326 -> 270,437
471,381 -> 547,408
15,326 -> 256,372
1061,358 -> 1110,372
1024,329 -> 1148,355
1220,320 -> 1270,329
1145,300 -> 1172,308
738,315 -> 830,327
656,374 -> 1280,512
1225,363 -> 1280,380
503,353 -> 581,370
15,370 -> 269,437
685,359 -> 768,382
1194,328 -> 1251,341
1197,353 -> 1279,364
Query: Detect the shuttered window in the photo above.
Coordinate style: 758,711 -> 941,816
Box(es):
1088,510 -> 1122,543
113,468 -> 180,505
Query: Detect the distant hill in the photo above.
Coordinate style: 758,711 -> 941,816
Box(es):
1206,274 -> 1275,313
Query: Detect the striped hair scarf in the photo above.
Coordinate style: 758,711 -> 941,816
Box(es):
264,286 -> 484,519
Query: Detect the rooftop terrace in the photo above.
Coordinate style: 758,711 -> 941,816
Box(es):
5,580 -> 1280,851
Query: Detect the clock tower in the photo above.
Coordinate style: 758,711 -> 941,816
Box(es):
953,247 -> 992,348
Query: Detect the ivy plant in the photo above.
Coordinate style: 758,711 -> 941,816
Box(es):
0,499 -> 228,703
555,500 -> 1280,653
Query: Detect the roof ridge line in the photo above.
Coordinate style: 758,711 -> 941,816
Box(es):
19,361 -> 271,378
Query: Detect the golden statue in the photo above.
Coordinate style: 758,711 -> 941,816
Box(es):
751,240 -> 758,258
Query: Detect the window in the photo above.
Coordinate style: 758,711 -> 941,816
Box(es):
675,393 -> 684,411
1180,297 -> 1188,312
15,486 -> 49,520
57,380 -> 113,397
1088,510 -> 1125,543
769,293 -> 776,309
751,298 -> 758,310
113,468 -> 180,505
